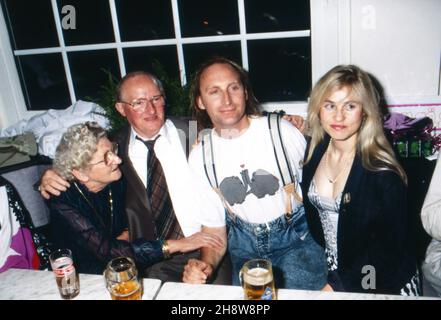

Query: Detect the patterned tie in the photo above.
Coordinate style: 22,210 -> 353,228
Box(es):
136,136 -> 183,240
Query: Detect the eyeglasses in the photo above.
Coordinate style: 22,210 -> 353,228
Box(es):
89,142 -> 119,167
119,95 -> 164,113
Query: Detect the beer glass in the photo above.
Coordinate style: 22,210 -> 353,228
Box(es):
104,257 -> 142,300
240,259 -> 276,300
49,249 -> 80,299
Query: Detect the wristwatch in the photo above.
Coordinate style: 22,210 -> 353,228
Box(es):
162,240 -> 171,259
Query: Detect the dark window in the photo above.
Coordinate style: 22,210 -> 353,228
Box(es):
116,0 -> 174,41
183,42 -> 242,78
1,0 -> 313,113
248,37 -> 311,102
178,0 -> 239,37
68,50 -> 120,101
58,0 -> 114,46
124,46 -> 179,79
1,0 -> 59,50
16,53 -> 70,110
245,0 -> 310,33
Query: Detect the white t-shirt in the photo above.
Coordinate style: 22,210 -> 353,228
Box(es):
128,119 -> 224,237
189,116 -> 306,226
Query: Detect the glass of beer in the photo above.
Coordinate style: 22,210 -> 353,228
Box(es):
104,257 -> 142,300
49,248 -> 80,299
240,259 -> 276,300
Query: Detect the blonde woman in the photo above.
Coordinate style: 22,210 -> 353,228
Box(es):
301,65 -> 419,295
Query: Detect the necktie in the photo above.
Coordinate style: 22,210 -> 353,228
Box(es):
136,136 -> 183,240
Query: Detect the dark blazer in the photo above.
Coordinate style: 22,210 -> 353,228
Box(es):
301,136 -> 417,294
113,117 -> 189,242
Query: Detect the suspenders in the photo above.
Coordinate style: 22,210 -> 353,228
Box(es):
201,113 -> 302,217
267,113 -> 303,214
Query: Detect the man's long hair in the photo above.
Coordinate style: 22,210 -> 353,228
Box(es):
190,56 -> 260,131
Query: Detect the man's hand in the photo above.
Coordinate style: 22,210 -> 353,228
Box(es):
168,231 -> 224,254
39,169 -> 70,199
183,258 -> 213,284
283,114 -> 307,134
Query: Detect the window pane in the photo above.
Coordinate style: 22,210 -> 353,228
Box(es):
183,42 -> 242,78
124,46 -> 179,79
1,0 -> 58,50
58,0 -> 114,45
178,0 -> 239,37
245,0 -> 310,33
116,0 -> 174,41
68,50 -> 120,101
248,38 -> 311,102
16,54 -> 70,110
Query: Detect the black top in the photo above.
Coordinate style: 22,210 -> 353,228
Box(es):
48,177 -> 164,275
301,135 -> 417,294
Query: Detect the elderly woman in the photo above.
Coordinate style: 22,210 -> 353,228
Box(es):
49,122 -> 222,275
301,65 -> 419,295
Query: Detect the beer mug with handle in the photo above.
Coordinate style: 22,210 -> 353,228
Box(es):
104,257 -> 142,300
239,259 -> 277,300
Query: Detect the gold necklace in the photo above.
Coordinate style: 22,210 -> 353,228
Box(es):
73,182 -> 113,234
324,141 -> 355,184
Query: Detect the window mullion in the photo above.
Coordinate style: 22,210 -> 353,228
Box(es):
171,0 -> 186,86
109,0 -> 126,77
237,0 -> 248,70
50,0 -> 76,103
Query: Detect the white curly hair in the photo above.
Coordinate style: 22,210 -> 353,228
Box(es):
53,122 -> 107,181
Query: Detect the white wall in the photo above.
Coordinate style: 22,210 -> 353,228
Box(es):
349,0 -> 441,131
0,5 -> 43,130
351,0 -> 441,99
283,0 -> 441,126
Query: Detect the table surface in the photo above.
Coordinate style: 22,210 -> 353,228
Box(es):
0,269 -> 162,300
155,281 -> 438,300
0,268 -> 438,300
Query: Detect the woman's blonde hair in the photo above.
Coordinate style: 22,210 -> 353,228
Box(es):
305,65 -> 407,183
54,122 -> 107,181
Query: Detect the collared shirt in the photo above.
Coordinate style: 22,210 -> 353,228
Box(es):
127,120 -> 224,237
128,124 -> 163,188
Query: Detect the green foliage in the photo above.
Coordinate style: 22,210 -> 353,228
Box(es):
92,69 -> 127,135
152,60 -> 192,118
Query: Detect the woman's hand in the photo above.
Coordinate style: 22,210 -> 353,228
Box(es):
116,229 -> 130,241
168,231 -> 224,254
321,283 -> 334,292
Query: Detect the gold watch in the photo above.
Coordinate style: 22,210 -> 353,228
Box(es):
162,240 -> 171,259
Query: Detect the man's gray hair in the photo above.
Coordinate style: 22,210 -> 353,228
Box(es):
53,122 -> 107,181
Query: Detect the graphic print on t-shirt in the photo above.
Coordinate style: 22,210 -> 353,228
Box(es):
219,168 -> 279,206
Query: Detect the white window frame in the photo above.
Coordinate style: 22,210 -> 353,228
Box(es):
0,0 -> 337,128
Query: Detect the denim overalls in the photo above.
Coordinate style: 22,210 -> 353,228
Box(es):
226,203 -> 327,290
201,114 -> 327,290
